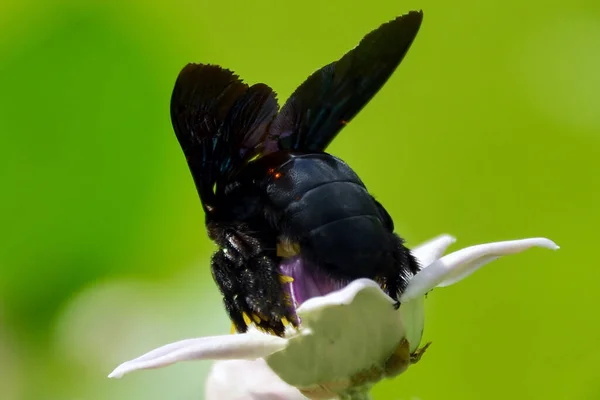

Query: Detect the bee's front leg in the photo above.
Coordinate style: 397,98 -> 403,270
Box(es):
210,238 -> 296,337
211,249 -> 248,333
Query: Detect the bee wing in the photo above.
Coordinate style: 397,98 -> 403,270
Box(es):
171,64 -> 279,211
264,10 -> 423,154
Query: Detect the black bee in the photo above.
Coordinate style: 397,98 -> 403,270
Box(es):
171,11 -> 423,336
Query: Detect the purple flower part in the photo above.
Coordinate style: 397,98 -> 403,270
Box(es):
280,256 -> 347,307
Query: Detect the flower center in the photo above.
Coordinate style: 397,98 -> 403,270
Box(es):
280,256 -> 349,308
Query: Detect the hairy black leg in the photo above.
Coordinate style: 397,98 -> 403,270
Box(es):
238,253 -> 296,335
209,223 -> 297,336
211,249 -> 248,332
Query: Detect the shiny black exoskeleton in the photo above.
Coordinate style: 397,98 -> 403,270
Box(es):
171,11 -> 424,336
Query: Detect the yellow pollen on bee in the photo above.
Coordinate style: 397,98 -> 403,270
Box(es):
277,241 -> 300,258
281,316 -> 290,326
242,312 -> 252,326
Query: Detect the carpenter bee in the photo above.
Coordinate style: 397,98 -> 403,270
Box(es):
171,11 -> 423,336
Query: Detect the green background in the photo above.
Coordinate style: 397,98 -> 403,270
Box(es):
1,0 -> 599,399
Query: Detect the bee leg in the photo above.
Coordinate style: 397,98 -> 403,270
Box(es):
211,233 -> 295,337
239,253 -> 294,336
211,249 -> 249,333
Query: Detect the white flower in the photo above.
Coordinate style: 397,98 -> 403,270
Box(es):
206,358 -> 307,400
108,235 -> 558,400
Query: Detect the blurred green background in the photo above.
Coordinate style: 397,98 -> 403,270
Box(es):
1,0 -> 599,399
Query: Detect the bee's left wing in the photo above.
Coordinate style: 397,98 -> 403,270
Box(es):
263,10 -> 423,154
171,64 -> 279,212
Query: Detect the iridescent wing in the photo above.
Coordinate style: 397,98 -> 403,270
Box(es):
264,10 -> 423,153
170,64 -> 279,212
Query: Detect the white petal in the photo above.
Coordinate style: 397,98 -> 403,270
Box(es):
400,237 -> 559,302
394,235 -> 456,352
399,297 -> 425,353
412,234 -> 456,268
108,333 -> 287,379
206,359 -> 308,400
266,279 -> 403,393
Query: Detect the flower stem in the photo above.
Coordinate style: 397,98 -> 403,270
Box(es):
340,390 -> 372,400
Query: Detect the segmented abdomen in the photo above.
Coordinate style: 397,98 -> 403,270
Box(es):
266,153 -> 393,279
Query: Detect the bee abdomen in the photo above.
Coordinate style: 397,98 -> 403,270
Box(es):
285,180 -> 380,233
281,176 -> 394,280
261,152 -> 398,280
302,212 -> 394,279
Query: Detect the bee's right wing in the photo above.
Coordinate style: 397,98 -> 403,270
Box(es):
263,10 -> 423,154
171,64 -> 279,212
